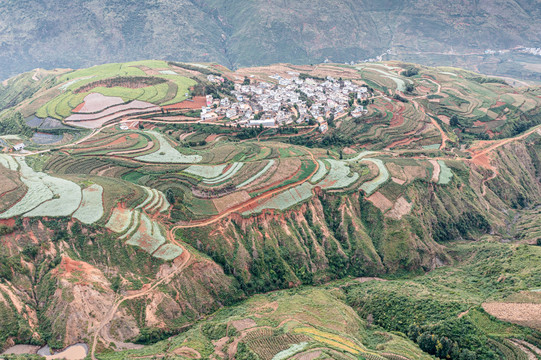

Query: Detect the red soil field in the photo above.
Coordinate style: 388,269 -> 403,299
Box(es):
386,137 -> 421,149
72,102 -> 85,113
162,96 -> 206,110
76,133 -> 139,152
205,134 -> 220,142
0,219 -> 15,227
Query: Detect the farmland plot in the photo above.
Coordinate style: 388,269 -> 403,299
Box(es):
243,182 -> 314,215
203,162 -> 244,184
437,160 -> 453,184
345,151 -> 376,162
136,186 -> 170,214
237,160 -> 275,189
0,157 -> 82,219
24,174 -> 82,217
119,210 -> 141,240
184,164 -> 227,178
126,213 -> 166,254
360,159 -> 390,195
105,207 -> 134,233
271,342 -> 309,360
152,243 -> 184,261
317,159 -> 359,189
0,155 -> 19,170
136,186 -> 154,210
135,131 -> 202,163
0,165 -> 53,219
310,160 -> 328,183
72,184 -> 104,224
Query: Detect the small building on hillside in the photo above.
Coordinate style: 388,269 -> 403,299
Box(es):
13,142 -> 25,151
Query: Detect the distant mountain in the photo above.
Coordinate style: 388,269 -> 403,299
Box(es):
0,0 -> 540,80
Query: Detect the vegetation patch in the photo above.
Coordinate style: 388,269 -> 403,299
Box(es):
135,131 -> 202,163
72,184 -> 104,224
437,160 -> 453,184
360,159 -> 389,195
152,243 -> 184,261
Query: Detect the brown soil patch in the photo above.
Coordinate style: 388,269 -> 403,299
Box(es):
55,257 -> 97,279
429,160 -> 440,182
391,177 -> 406,185
482,302 -> 541,330
0,218 -> 15,227
367,192 -> 393,212
108,141 -> 154,156
162,96 -> 206,110
403,165 -> 427,181
231,318 -> 257,331
386,197 -> 413,220
173,347 -> 201,359
179,132 -> 195,141
438,115 -> 450,125
470,153 -> 492,169
294,350 -> 323,360
342,147 -> 356,155
213,191 -> 251,213
75,133 -> 140,153
386,137 -> 421,149
205,134 -> 219,142
0,168 -> 19,195
72,102 -> 85,113
250,158 -> 301,193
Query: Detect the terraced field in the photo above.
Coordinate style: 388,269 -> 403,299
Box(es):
2,60 -> 541,360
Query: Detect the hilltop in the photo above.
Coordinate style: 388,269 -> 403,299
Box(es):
0,0 -> 540,81
0,60 -> 540,359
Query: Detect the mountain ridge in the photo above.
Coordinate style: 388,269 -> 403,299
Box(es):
1,0 -> 540,80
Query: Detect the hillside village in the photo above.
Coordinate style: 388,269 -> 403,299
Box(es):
201,72 -> 370,131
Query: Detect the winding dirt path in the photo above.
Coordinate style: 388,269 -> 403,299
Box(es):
90,234 -> 192,360
408,77 -> 449,150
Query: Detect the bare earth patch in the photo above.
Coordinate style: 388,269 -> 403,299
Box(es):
429,160 -> 440,182
391,177 -> 406,185
231,318 -> 257,332
342,147 -> 356,155
213,191 -> 251,214
367,191 -> 393,212
482,302 -> 541,330
294,350 -> 323,360
386,197 -> 413,220
173,347 -> 201,359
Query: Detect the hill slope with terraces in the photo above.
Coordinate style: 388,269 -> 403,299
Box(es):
0,60 -> 540,359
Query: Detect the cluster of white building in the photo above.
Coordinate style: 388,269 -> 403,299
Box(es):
200,72 -> 370,129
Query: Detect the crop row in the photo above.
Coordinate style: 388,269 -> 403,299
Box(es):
237,160 -> 276,189
203,162 -> 244,185
247,333 -> 311,360
135,131 -> 202,164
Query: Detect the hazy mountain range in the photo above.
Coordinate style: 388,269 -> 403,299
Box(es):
1,0 -> 540,80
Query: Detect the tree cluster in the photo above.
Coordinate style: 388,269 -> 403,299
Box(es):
0,112 -> 33,138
